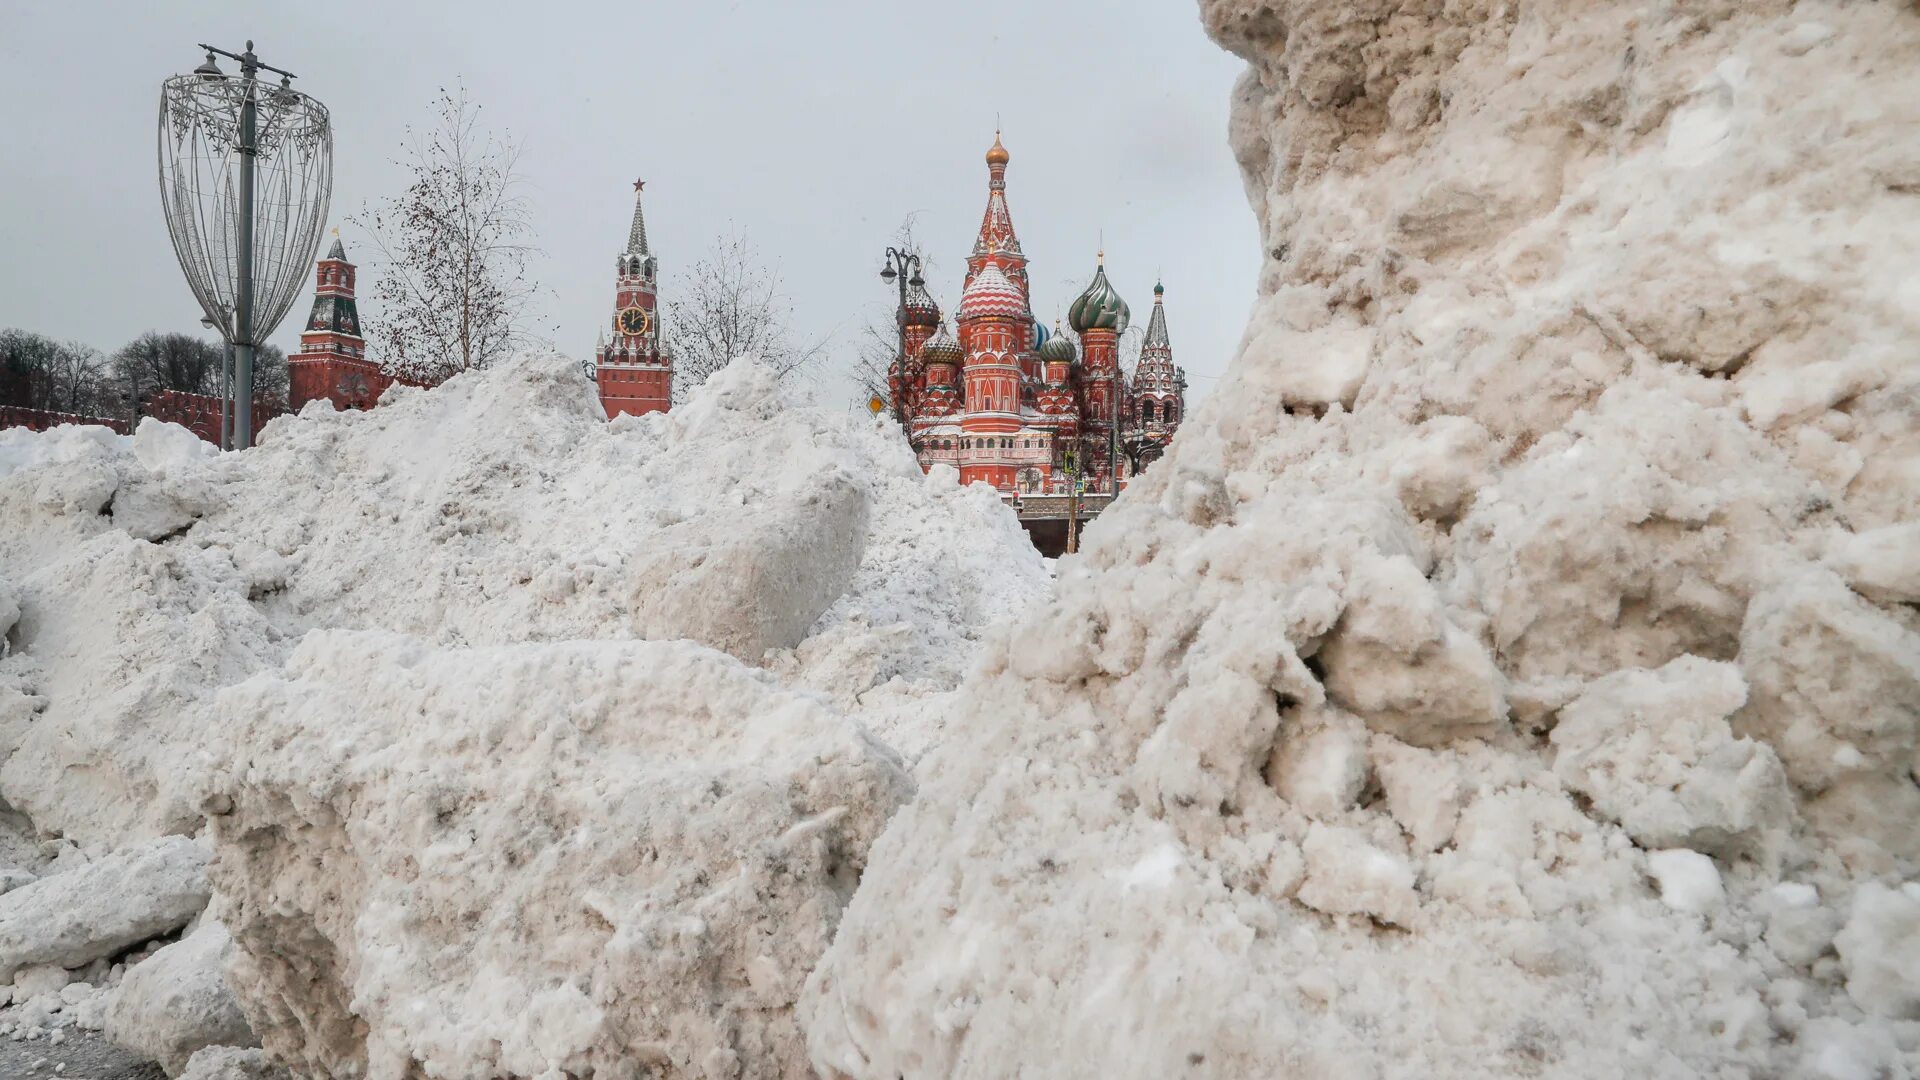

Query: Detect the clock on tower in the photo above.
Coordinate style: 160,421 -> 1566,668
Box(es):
591,178 -> 672,419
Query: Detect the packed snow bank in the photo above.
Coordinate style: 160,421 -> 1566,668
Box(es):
203,630 -> 910,1079
0,359 -> 1046,847
804,2 -> 1920,1076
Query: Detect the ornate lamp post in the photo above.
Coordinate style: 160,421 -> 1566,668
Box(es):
159,41 -> 333,449
877,246 -> 923,424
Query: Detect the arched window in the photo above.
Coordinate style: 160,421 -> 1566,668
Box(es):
1143,400 -> 1157,424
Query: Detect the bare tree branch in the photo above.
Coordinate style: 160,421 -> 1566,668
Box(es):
666,230 -> 825,405
350,85 -> 544,385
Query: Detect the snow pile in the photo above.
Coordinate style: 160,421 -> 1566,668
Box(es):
0,357 -> 1045,1075
0,359 -> 1046,847
803,2 -> 1920,1077
203,631 -> 909,1079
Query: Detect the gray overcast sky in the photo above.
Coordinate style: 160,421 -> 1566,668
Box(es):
0,0 -> 1257,407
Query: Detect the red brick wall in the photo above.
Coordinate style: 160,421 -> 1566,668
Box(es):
142,390 -> 283,447
0,406 -> 130,435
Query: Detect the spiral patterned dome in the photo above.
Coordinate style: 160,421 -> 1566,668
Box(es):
1068,261 -> 1130,334
902,280 -> 941,327
918,324 -> 964,366
958,264 -> 1027,321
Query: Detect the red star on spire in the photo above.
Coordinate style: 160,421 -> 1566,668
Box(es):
633,178 -> 645,192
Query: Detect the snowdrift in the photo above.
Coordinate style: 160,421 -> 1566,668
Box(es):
803,2 -> 1920,1077
206,631 -> 909,1079
0,358 -> 1047,1076
0,359 -> 1046,848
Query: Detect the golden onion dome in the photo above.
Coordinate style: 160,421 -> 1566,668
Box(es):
986,132 -> 1010,167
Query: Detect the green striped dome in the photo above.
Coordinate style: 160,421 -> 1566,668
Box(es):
1067,263 -> 1130,334
1038,331 -> 1077,364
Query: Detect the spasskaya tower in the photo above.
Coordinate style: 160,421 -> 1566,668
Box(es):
592,179 -> 671,417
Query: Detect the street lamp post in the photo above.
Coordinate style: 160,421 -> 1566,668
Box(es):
199,314 -> 234,449
159,41 -> 332,450
877,246 -> 923,425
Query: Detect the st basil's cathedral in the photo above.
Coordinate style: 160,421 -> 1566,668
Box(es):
888,134 -> 1188,497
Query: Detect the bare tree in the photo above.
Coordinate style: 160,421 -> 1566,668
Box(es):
1,330 -> 62,411
666,230 -> 823,404
43,340 -> 116,416
352,86 -> 542,386
113,332 -> 223,401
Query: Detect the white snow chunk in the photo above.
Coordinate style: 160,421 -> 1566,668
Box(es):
104,920 -> 256,1074
1296,824 -> 1420,927
177,1046 -> 288,1080
1551,657 -> 1789,858
1832,882 -> 1920,1019
1825,522 -> 1920,605
1647,849 -> 1725,915
0,836 -> 209,982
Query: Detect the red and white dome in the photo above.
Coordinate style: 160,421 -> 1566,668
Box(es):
957,264 -> 1027,321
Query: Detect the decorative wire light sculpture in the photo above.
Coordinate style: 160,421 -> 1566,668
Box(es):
158,42 -> 332,448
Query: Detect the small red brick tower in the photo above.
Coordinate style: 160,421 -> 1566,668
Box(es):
594,179 -> 671,418
289,233 -> 387,411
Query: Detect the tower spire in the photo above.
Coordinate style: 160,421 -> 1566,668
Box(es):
969,131 -> 1027,296
626,178 -> 650,257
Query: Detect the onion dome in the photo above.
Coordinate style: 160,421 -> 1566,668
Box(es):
958,264 -> 1027,321
919,324 -> 964,366
1068,258 -> 1130,334
902,280 -> 941,327
1038,329 -> 1077,365
986,132 -> 1010,167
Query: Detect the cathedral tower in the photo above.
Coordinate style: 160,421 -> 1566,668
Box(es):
594,179 -> 671,418
1131,281 -> 1186,465
1068,254 -> 1130,492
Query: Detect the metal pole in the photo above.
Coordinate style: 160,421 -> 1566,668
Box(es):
221,336 -> 235,449
233,45 -> 258,450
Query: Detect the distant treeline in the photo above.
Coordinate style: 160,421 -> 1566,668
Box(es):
0,329 -> 288,421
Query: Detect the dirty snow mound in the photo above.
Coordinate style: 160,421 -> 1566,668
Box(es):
803,2 -> 1920,1077
0,359 -> 1044,846
204,630 -> 910,1079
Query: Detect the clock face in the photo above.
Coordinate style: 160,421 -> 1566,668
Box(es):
618,306 -> 651,336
